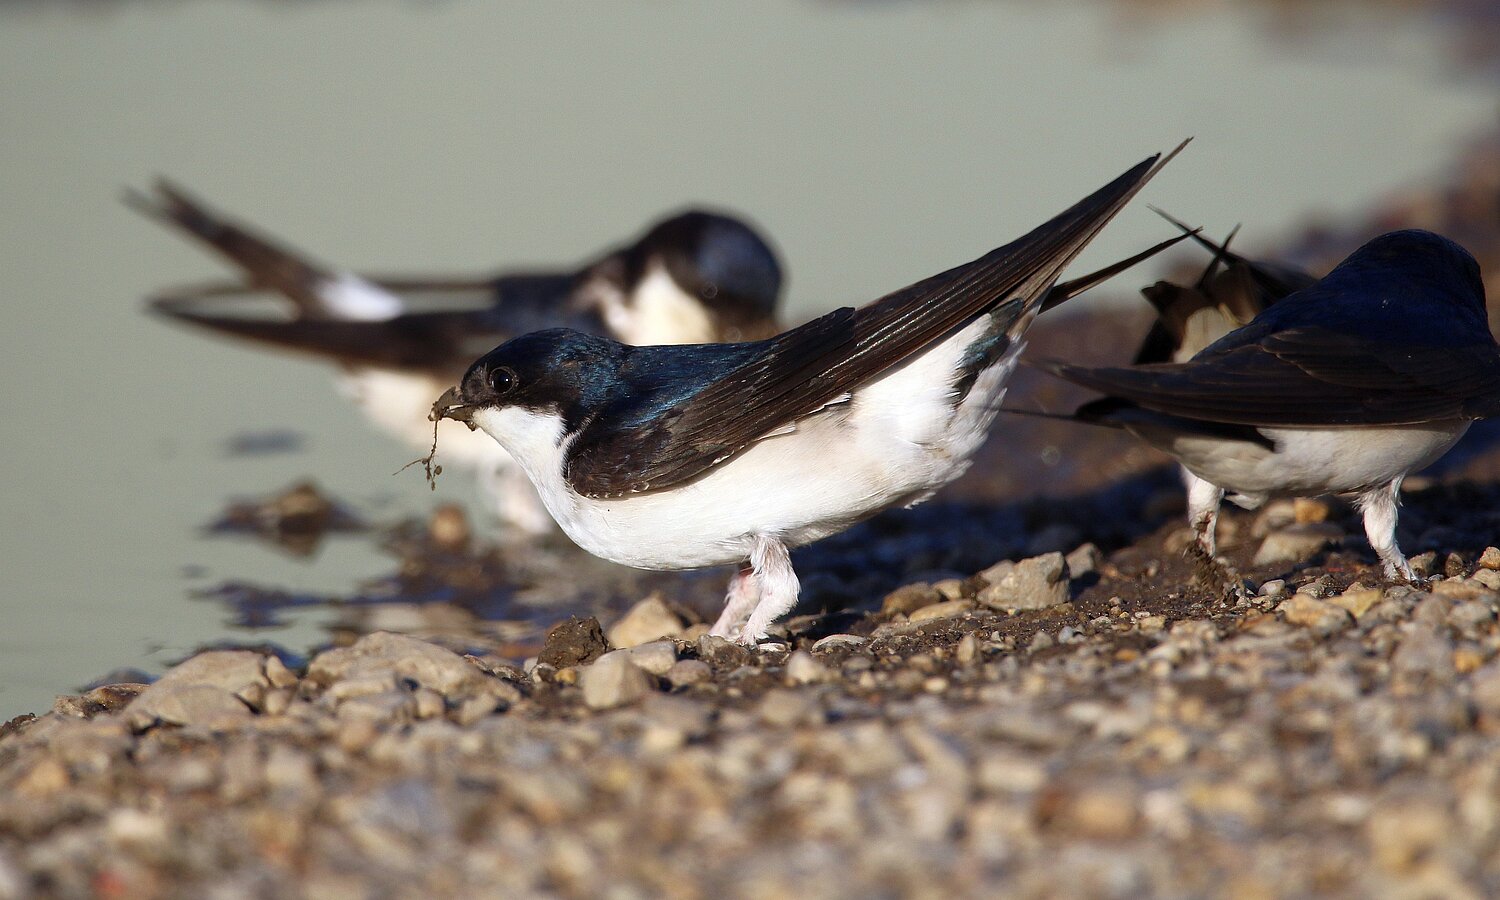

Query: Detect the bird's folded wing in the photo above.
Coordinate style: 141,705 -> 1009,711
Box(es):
1050,327 -> 1500,427
566,145 -> 1183,498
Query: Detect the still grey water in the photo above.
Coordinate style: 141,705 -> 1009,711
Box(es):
0,0 -> 1492,717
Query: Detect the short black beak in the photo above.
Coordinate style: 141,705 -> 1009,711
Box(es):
430,386 -> 477,429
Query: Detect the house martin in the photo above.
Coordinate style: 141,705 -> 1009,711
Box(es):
1132,210 -> 1315,365
129,181 -> 784,532
435,146 -> 1182,643
1039,229 -> 1499,585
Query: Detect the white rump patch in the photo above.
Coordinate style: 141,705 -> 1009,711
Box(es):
317,272 -> 405,321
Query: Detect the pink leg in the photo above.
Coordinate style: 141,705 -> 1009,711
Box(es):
710,564 -> 759,638
1359,479 -> 1414,582
1186,472 -> 1223,557
740,535 -> 800,645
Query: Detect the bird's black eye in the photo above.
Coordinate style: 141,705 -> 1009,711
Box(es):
488,366 -> 518,395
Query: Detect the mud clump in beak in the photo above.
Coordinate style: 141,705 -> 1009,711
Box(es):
431,386 -> 478,428
395,387 -> 475,490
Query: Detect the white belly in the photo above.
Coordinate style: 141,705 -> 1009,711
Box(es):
473,319 -> 1020,570
1137,420 -> 1470,500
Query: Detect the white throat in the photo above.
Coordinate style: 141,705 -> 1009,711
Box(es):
469,406 -> 569,483
599,260 -> 716,345
468,405 -> 578,523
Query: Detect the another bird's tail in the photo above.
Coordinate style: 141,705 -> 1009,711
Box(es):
127,179 -> 403,322
1000,394 -> 1131,430
1037,229 -> 1197,315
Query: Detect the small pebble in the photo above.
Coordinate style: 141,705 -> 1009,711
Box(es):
1330,587 -> 1384,619
976,552 -> 1070,610
579,651 -> 655,710
452,694 -> 499,726
812,634 -> 867,651
625,641 -> 678,676
756,689 -> 818,727
907,599 -> 975,623
955,632 -> 980,666
665,659 -> 712,688
1065,543 -> 1102,579
933,578 -> 970,601
784,650 -> 829,685
1253,523 -> 1343,566
263,655 -> 299,689
607,596 -> 686,649
1473,568 -> 1500,591
1278,594 -> 1353,636
881,582 -> 942,616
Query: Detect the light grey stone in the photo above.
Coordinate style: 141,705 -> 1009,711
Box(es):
580,650 -> 655,710
625,640 -> 678,676
606,596 -> 685,648
977,553 -> 1069,610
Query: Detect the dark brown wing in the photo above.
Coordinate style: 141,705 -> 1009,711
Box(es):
1050,326 -> 1500,427
566,145 -> 1184,498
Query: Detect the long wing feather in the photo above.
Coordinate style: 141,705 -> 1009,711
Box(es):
1046,328 -> 1500,427
566,144 -> 1186,497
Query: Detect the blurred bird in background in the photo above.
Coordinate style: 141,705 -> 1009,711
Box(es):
129,182 -> 784,533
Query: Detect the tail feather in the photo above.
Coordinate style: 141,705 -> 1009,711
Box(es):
127,179 -> 339,315
128,179 -> 403,321
999,403 -> 1126,430
1038,229 -> 1197,314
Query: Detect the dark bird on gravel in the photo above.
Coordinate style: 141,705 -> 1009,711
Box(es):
1038,229 -> 1500,585
434,147 -> 1183,643
128,181 -> 785,532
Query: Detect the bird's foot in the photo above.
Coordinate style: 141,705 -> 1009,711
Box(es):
711,565 -> 760,638
732,626 -> 768,647
1380,559 -> 1418,586
733,535 -> 799,648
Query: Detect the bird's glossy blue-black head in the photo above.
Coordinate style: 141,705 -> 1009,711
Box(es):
1202,229 -> 1489,355
455,329 -> 627,432
629,210 -> 783,336
1338,229 -> 1485,310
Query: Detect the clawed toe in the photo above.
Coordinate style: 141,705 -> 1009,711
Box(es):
733,628 -> 764,647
